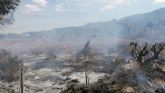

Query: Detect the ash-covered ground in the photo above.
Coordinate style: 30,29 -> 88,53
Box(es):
1,41 -> 165,93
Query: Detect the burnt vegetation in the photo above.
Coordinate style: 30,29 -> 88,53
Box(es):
0,49 -> 22,82
62,41 -> 165,93
130,42 -> 165,63
151,42 -> 165,60
130,42 -> 148,62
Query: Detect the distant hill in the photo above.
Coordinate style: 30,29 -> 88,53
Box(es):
19,8 -> 165,41
1,8 -> 165,54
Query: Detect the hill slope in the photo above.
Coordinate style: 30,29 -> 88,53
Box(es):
1,8 -> 165,54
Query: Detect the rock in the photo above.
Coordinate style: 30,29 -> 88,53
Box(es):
70,79 -> 79,83
33,88 -> 43,92
52,87 -> 62,90
65,77 -> 71,81
155,88 -> 165,93
24,84 -> 30,89
59,82 -> 65,85
121,86 -> 135,93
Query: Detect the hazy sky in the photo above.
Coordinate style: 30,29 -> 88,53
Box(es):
2,0 -> 165,33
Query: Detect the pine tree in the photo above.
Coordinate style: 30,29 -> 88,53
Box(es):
0,0 -> 20,25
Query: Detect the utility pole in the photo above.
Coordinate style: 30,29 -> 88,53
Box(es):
20,64 -> 24,93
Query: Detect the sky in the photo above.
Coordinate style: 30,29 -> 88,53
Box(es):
2,0 -> 165,33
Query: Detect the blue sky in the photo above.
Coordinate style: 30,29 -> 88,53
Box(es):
2,0 -> 165,33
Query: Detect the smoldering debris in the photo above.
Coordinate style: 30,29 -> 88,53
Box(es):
2,41 -> 165,93
61,42 -> 165,93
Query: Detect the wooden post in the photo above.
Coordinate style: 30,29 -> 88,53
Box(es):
85,62 -> 89,86
85,63 -> 87,85
20,64 -> 23,93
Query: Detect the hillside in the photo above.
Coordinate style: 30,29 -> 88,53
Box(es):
0,8 -> 165,54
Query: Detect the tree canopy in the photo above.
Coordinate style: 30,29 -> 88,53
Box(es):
0,0 -> 20,26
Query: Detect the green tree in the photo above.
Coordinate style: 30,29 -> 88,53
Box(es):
0,0 -> 20,26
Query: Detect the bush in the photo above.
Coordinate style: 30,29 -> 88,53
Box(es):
0,49 -> 21,82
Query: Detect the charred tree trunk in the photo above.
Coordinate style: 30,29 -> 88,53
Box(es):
154,52 -> 159,60
85,62 -> 89,85
20,64 -> 24,93
130,42 -> 148,63
137,56 -> 143,63
151,42 -> 165,60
